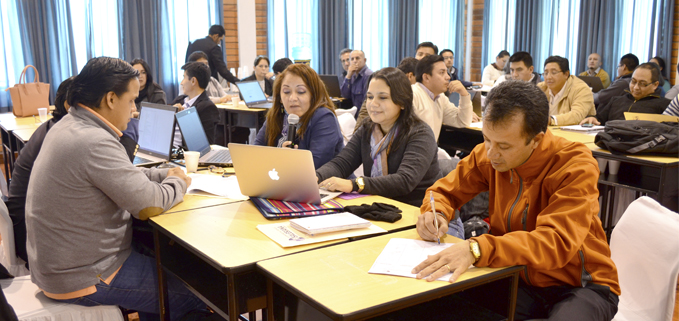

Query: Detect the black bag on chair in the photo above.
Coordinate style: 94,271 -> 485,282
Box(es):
594,120 -> 678,155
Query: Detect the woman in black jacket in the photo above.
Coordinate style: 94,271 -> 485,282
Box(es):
130,58 -> 167,111
241,55 -> 274,97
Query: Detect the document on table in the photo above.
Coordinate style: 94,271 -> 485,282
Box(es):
369,238 -> 472,281
258,222 -> 386,247
186,174 -> 247,200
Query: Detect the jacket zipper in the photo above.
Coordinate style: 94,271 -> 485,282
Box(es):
506,170 -> 523,232
521,203 -> 529,230
523,266 -> 533,286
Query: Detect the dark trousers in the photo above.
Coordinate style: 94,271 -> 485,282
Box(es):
515,279 -> 619,321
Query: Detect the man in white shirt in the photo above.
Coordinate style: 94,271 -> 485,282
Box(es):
481,50 -> 509,87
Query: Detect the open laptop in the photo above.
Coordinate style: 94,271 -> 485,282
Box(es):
578,76 -> 605,93
133,102 -> 177,167
320,75 -> 343,98
228,143 -> 341,205
175,108 -> 233,166
236,81 -> 273,108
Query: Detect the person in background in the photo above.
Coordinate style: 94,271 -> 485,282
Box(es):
440,49 -> 473,88
666,62 -> 679,99
481,50 -> 509,87
271,57 -> 293,78
185,24 -> 239,85
537,56 -> 595,126
130,58 -> 167,111
186,51 -> 234,104
241,55 -> 274,97
25,57 -> 207,320
341,50 -> 373,116
171,62 -> 219,145
663,94 -> 679,117
650,56 -> 670,93
255,64 -> 344,169
579,53 -> 611,89
338,48 -> 352,79
594,53 -> 639,107
317,67 -> 441,207
581,63 -> 671,126
507,51 -> 541,85
415,42 -> 438,60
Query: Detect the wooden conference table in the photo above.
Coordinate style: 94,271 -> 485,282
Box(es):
0,112 -> 53,186
150,194 -> 423,321
215,101 -> 268,144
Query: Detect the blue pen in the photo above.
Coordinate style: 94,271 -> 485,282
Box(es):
430,191 -> 440,244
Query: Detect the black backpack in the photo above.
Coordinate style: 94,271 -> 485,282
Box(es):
594,120 -> 679,155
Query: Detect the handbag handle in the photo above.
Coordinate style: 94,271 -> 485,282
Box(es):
19,65 -> 40,84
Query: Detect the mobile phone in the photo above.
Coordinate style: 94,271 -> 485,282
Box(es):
581,123 -> 593,128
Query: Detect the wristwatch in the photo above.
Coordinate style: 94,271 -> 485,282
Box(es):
469,239 -> 481,264
355,177 -> 365,193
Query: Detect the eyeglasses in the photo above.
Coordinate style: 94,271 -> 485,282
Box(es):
630,79 -> 654,88
543,70 -> 563,77
208,165 -> 234,177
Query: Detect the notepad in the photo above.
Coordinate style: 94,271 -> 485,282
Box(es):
290,212 -> 371,235
186,174 -> 248,199
257,222 -> 386,247
560,124 -> 605,132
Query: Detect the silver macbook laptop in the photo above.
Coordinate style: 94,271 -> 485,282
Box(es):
175,108 -> 233,166
320,75 -> 342,98
133,102 -> 177,167
236,81 -> 273,108
228,143 -> 341,204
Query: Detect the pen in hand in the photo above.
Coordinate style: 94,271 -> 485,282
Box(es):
430,191 -> 440,244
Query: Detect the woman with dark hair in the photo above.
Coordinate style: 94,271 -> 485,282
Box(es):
254,64 -> 344,169
130,58 -> 167,111
315,67 -> 442,207
25,57 -> 206,320
241,55 -> 274,96
650,56 -> 671,93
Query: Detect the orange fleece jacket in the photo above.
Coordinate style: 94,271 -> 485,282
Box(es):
421,129 -> 620,295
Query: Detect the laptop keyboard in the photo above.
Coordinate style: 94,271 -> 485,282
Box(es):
204,150 -> 232,163
133,156 -> 153,165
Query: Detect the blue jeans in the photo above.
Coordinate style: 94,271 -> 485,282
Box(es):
58,250 -> 207,321
447,216 -> 465,239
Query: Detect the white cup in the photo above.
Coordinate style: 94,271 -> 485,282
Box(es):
596,158 -> 608,174
184,151 -> 200,173
38,108 -> 48,122
231,96 -> 240,106
608,160 -> 621,175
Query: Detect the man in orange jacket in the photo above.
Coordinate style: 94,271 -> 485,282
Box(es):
413,80 -> 620,320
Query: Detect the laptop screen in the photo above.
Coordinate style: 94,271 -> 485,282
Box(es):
137,103 -> 177,157
238,81 -> 267,104
175,108 -> 211,154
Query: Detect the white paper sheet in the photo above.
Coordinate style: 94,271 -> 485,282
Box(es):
369,238 -> 473,281
186,174 -> 248,200
257,222 -> 386,247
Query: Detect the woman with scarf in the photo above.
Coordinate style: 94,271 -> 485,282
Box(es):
316,67 -> 441,207
130,58 -> 167,111
254,63 -> 343,169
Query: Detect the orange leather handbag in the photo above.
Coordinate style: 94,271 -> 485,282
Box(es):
5,65 -> 50,117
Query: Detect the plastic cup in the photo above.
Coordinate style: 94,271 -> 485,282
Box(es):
38,108 -> 48,122
596,158 -> 608,174
184,151 -> 200,173
608,160 -> 621,175
231,96 -> 240,106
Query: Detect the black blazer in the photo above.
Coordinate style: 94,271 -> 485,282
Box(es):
241,74 -> 274,97
186,36 -> 239,84
172,91 -> 219,145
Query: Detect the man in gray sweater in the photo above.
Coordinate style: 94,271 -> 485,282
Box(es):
25,57 -> 207,320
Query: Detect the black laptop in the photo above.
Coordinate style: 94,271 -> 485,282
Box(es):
175,108 -> 233,166
577,76 -> 605,93
320,75 -> 343,98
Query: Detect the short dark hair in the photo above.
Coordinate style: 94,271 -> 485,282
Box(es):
54,77 -> 74,120
440,49 -> 454,56
130,58 -> 154,88
651,56 -> 666,78
416,42 -> 438,55
497,50 -> 510,58
415,54 -> 445,83
339,48 -> 352,59
637,62 -> 660,83
485,80 -> 549,144
272,58 -> 293,74
509,51 -> 533,68
544,55 -> 570,74
187,51 -> 209,62
619,54 -> 639,72
67,57 -> 139,109
397,57 -> 418,75
181,62 -> 210,89
254,55 -> 270,67
208,24 -> 225,37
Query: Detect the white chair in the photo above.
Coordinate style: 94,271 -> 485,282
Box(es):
611,196 -> 679,321
336,106 -> 358,145
0,200 -> 29,277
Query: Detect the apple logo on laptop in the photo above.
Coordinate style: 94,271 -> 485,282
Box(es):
268,168 -> 280,181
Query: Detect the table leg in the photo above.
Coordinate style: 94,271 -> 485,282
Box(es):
266,279 -> 274,321
507,272 -> 519,321
154,229 -> 171,321
228,275 -> 239,321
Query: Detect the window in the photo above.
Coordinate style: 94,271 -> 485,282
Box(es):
268,0 -> 319,70
167,0 -> 222,77
418,0 -> 460,56
69,0 -> 120,71
349,0 -> 390,70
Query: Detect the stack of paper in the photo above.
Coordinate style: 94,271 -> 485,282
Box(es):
290,212 -> 371,235
560,124 -> 605,132
186,174 -> 247,200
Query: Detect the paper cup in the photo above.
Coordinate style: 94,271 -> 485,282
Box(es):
231,96 -> 240,106
608,160 -> 621,175
38,108 -> 48,122
596,158 -> 608,174
184,151 -> 200,173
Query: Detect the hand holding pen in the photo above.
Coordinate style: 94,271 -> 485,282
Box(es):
416,192 -> 449,242
430,191 -> 440,244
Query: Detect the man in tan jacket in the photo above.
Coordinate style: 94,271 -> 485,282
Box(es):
537,56 -> 596,126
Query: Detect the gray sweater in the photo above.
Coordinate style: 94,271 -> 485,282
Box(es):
316,121 -> 441,206
26,106 -> 187,294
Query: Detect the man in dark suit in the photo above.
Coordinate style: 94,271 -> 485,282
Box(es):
185,24 -> 239,84
172,62 -> 219,145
